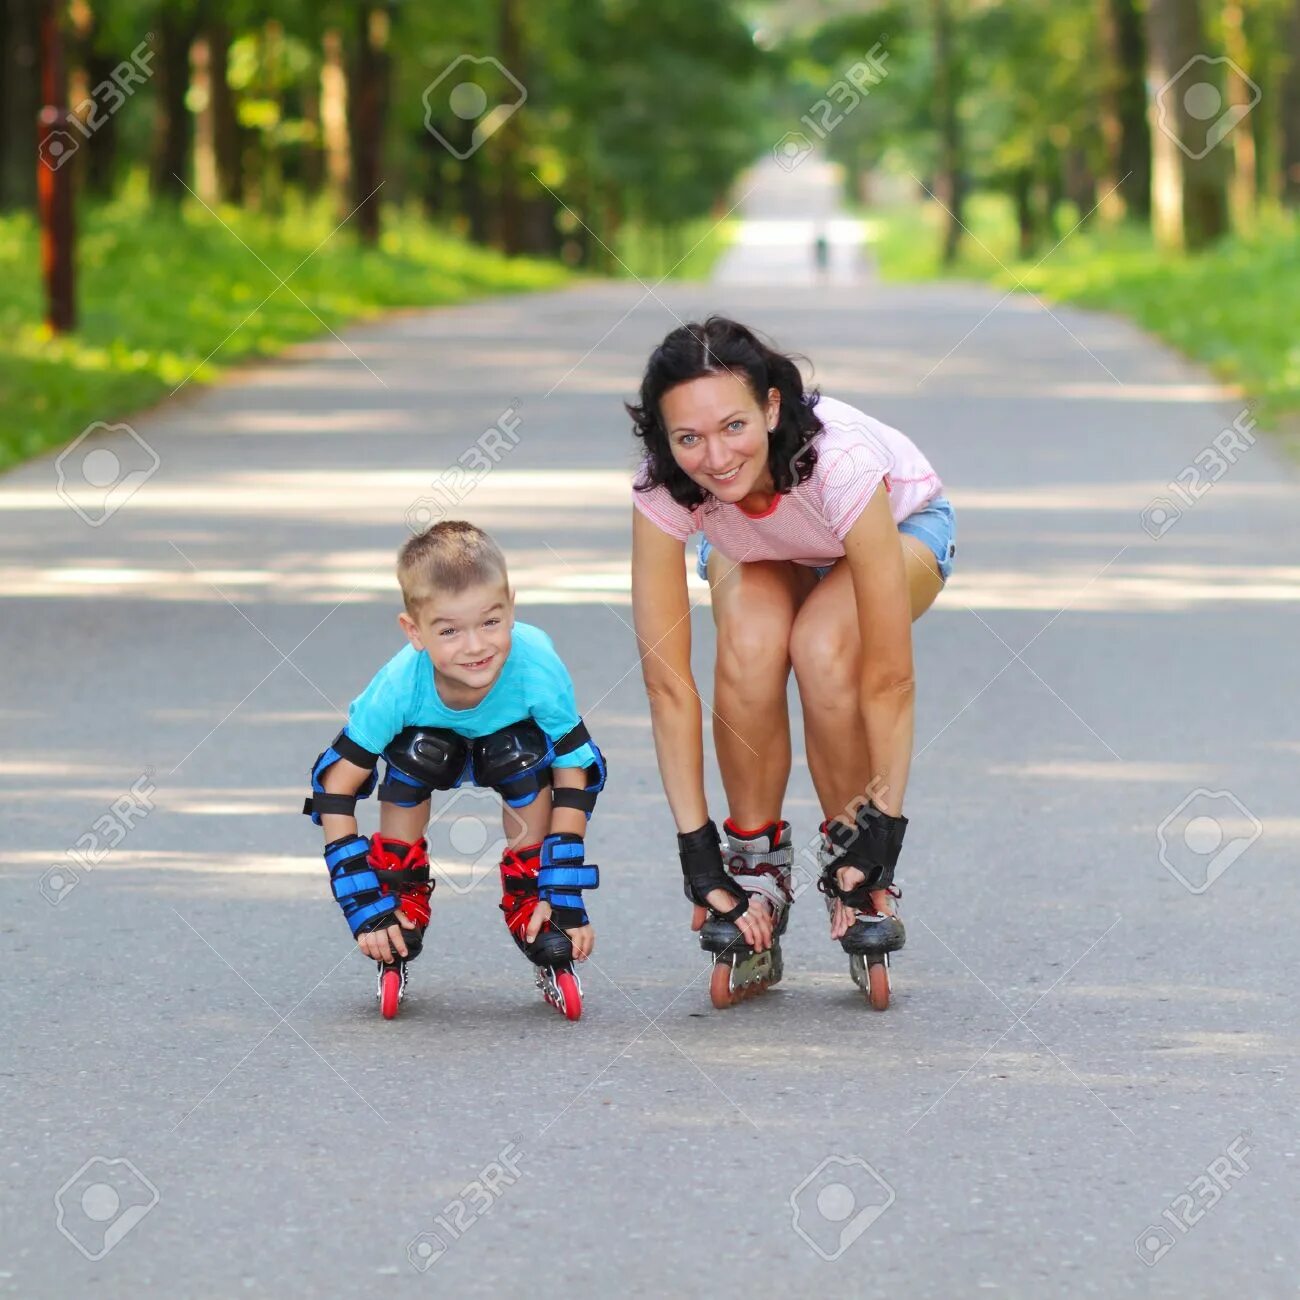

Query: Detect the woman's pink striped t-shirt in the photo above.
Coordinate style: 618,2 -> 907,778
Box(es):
633,395 -> 943,568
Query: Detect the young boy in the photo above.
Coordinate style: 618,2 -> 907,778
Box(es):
303,521 -> 606,1020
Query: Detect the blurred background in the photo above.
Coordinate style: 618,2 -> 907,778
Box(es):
3,0 -> 1298,473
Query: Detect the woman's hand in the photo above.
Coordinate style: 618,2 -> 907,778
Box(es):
690,891 -> 775,952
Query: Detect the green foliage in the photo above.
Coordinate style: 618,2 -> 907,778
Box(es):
0,185 -> 568,471
871,198 -> 1300,427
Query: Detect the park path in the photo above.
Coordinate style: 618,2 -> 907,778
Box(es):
2,151 -> 1299,1299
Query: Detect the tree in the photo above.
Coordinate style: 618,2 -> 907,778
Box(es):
149,3 -> 201,201
1283,0 -> 1300,203
1097,0 -> 1150,222
1145,0 -> 1229,250
1,0 -> 42,210
931,0 -> 965,264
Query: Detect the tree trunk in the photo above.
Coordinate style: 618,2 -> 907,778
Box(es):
1283,0 -> 1300,203
495,0 -> 523,254
1013,167 -> 1036,258
1145,0 -> 1229,250
301,63 -> 324,195
191,33 -> 217,202
208,21 -> 240,204
1221,2 -> 1258,231
149,10 -> 196,202
347,4 -> 393,244
321,28 -> 350,218
931,0 -> 965,265
67,5 -> 118,198
1097,0 -> 1150,222
1,0 -> 41,210
1064,146 -> 1098,222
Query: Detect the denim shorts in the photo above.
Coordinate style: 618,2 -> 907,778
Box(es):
696,495 -> 957,584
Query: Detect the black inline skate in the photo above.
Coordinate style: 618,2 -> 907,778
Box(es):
817,806 -> 907,1010
694,819 -> 794,1009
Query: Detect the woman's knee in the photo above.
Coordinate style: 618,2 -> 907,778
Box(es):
715,620 -> 791,699
789,608 -> 857,698
711,562 -> 804,700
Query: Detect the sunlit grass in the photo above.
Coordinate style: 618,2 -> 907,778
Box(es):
614,216 -> 736,281
869,195 -> 1300,433
0,185 -> 570,471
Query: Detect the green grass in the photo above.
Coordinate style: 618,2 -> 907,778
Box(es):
868,195 -> 1300,431
614,216 -> 736,281
0,182 -> 570,471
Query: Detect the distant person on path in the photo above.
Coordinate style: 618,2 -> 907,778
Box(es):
628,317 -> 954,1008
302,522 -> 607,1021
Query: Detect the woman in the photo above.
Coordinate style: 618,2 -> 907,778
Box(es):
628,317 -> 955,1009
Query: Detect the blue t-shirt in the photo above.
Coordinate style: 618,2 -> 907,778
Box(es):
345,621 -> 596,768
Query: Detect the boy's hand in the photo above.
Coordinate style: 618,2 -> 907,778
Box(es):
358,909 -> 417,965
566,923 -> 595,962
524,901 -> 594,961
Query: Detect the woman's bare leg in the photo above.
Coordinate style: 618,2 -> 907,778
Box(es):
791,536 -> 947,931
707,551 -> 816,829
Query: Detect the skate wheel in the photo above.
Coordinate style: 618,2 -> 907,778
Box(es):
556,970 -> 582,1022
866,957 -> 890,1011
379,967 -> 402,1020
710,961 -> 740,1009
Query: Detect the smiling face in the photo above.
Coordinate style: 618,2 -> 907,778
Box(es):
399,580 -> 515,700
659,371 -> 780,504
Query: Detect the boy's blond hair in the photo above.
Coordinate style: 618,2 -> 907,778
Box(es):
398,521 -> 509,615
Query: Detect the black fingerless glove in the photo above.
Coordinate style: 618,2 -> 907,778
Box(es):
821,802 -> 908,905
678,820 -> 747,922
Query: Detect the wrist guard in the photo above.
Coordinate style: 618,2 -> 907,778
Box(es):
818,802 -> 908,907
538,832 -> 598,927
325,834 -> 397,936
678,820 -> 747,922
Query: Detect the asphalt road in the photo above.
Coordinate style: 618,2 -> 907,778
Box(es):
3,158 -> 1299,1298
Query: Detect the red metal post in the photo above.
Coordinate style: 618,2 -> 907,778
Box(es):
37,0 -> 76,333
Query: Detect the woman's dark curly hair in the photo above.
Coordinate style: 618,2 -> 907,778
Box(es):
627,316 -> 823,510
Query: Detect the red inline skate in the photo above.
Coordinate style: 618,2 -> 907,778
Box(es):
499,844 -> 583,1021
367,835 -> 433,1020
